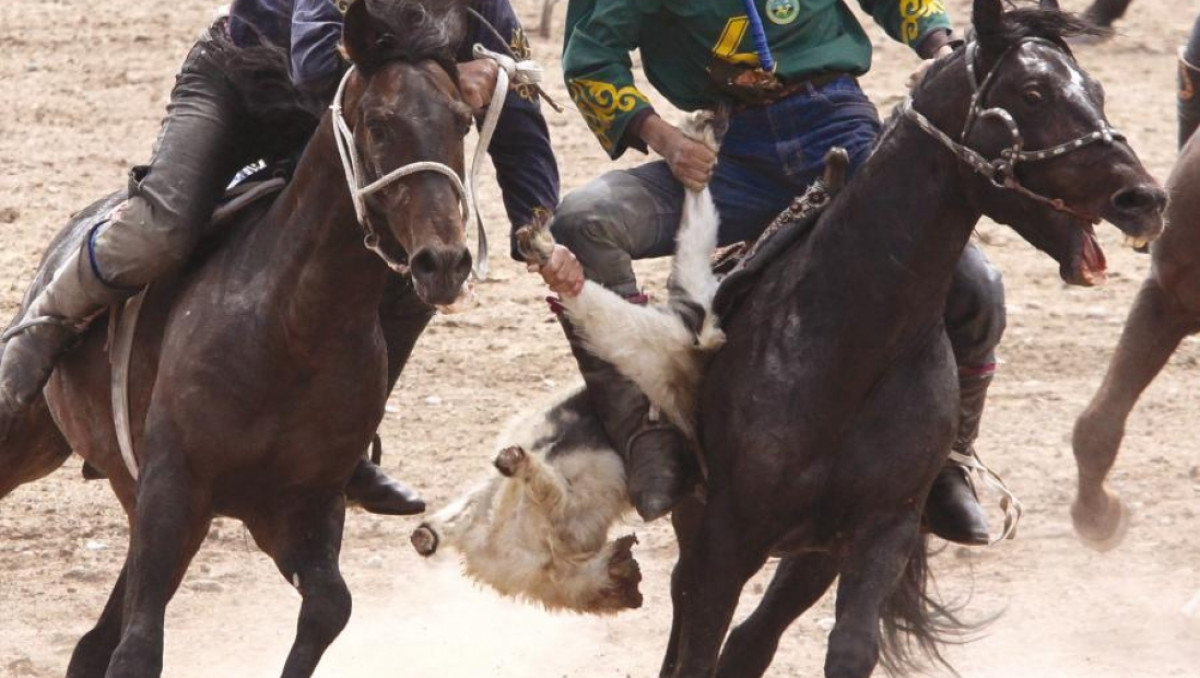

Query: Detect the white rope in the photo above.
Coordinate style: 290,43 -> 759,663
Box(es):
467,43 -> 544,280
948,449 -> 1024,545
330,66 -> 470,276
329,47 -> 543,281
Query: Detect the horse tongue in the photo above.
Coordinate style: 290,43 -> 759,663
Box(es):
1079,227 -> 1108,285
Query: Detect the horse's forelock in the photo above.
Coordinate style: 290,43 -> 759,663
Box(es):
975,6 -> 1104,54
357,0 -> 466,73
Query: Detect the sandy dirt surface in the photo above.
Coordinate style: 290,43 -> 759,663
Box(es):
2,0 -> 1200,676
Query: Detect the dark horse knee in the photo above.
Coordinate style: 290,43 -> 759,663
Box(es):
824,627 -> 879,678
297,571 -> 352,646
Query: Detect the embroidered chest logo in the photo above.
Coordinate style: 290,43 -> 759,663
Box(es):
766,0 -> 799,25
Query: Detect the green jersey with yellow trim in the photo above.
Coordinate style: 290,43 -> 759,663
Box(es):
563,0 -> 951,157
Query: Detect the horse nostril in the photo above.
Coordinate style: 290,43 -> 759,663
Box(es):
454,248 -> 473,281
1112,185 -> 1167,215
410,248 -> 438,280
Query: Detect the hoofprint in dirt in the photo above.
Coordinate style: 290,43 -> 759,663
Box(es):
1,1 -> 1199,677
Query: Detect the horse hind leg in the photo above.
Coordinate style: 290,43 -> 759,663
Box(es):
1072,278 -> 1195,549
716,553 -> 840,678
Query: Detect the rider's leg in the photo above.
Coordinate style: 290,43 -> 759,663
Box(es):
1179,15 -> 1200,148
346,274 -> 434,515
0,29 -> 253,441
550,164 -> 693,521
936,242 -> 1006,545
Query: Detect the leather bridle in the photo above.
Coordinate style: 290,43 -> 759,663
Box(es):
902,37 -> 1123,224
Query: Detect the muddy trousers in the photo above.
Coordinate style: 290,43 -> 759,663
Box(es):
0,31 -> 257,424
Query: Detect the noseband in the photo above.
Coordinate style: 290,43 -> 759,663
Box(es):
902,37 -> 1123,224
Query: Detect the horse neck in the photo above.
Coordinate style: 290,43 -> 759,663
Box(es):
254,117 -> 390,350
790,106 -> 982,346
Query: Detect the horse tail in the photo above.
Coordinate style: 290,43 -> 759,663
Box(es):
878,535 -> 981,677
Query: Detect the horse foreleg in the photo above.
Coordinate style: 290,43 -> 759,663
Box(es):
660,496 -> 703,678
105,443 -> 212,678
667,493 -> 770,678
824,513 -> 923,678
270,497 -> 351,678
716,553 -> 840,678
1072,278 -> 1195,549
65,564 -> 128,678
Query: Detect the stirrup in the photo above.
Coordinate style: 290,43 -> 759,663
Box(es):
947,449 -> 1023,544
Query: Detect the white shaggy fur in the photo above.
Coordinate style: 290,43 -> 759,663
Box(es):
411,389 -> 641,614
414,114 -> 724,614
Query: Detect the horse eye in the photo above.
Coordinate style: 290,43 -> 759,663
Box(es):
1022,88 -> 1044,106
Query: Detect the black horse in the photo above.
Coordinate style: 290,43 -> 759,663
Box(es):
660,1 -> 1166,677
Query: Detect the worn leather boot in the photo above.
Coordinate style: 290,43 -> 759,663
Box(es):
556,311 -> 690,522
345,455 -> 426,515
0,238 -> 128,443
925,372 -> 993,546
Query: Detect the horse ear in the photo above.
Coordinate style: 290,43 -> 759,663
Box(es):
972,0 -> 1005,51
342,0 -> 386,68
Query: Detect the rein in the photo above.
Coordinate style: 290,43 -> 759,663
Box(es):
330,47 -> 543,280
902,37 -> 1122,224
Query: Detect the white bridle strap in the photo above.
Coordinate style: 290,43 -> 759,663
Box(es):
329,46 -> 540,281
467,43 -> 544,280
330,65 -> 470,276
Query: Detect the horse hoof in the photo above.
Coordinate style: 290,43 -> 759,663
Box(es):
493,446 -> 527,477
410,524 -> 439,557
1072,492 -> 1130,552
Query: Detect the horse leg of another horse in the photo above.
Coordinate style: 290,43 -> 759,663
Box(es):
667,492 -> 770,678
65,564 -> 129,678
716,553 -> 840,678
1072,278 -> 1193,547
823,514 -> 922,678
271,497 -> 351,678
105,443 -> 212,678
659,496 -> 703,678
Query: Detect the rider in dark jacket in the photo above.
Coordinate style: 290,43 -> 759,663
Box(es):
0,0 -> 560,513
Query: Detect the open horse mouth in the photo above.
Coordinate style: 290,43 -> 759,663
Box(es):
1065,222 -> 1108,287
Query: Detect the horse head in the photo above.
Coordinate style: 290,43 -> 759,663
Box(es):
914,0 -> 1166,286
339,0 -> 474,306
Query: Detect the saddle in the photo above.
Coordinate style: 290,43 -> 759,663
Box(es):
710,147 -> 850,322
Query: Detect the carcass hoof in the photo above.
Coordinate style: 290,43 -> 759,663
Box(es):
1071,492 -> 1130,552
603,534 -> 643,610
494,446 -> 527,478
410,524 -> 440,557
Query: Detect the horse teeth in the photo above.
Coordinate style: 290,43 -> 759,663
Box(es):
1123,234 -> 1149,249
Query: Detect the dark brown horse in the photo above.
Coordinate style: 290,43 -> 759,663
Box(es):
0,1 -> 473,676
659,2 -> 1166,677
1073,92 -> 1200,549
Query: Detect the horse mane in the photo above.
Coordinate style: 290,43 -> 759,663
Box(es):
974,5 -> 1104,53
349,0 -> 467,78
209,26 -> 321,163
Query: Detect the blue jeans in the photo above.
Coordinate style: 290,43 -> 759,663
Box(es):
553,76 -> 881,295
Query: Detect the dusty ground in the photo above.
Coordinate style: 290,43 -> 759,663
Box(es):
2,0 -> 1200,676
